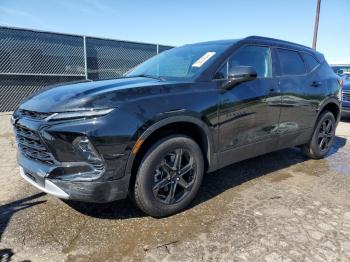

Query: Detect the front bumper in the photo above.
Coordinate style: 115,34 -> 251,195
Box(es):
20,167 -> 69,199
12,110 -> 132,203
18,151 -> 130,203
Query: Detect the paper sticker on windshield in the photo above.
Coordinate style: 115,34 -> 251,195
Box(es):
192,52 -> 216,67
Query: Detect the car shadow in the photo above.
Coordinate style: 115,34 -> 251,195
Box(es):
64,197 -> 146,219
0,192 -> 46,241
341,116 -> 350,123
0,248 -> 14,262
66,136 -> 346,219
328,135 -> 347,155
194,136 -> 346,208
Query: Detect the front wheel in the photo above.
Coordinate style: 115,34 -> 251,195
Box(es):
133,135 -> 204,217
302,111 -> 336,159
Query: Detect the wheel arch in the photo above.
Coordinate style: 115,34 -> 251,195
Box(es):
124,115 -> 216,190
316,98 -> 341,123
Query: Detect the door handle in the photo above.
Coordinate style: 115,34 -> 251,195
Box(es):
311,81 -> 322,87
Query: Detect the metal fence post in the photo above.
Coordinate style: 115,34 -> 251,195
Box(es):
156,44 -> 159,54
83,36 -> 88,80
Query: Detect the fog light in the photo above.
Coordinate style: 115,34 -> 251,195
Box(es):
52,136 -> 106,182
73,136 -> 103,167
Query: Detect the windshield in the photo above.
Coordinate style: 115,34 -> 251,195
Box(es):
125,43 -> 230,80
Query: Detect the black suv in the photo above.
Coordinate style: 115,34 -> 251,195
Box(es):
12,36 -> 341,217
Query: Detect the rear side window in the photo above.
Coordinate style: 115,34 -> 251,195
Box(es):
276,49 -> 306,76
301,52 -> 320,72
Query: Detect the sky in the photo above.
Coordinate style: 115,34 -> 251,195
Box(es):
0,0 -> 349,64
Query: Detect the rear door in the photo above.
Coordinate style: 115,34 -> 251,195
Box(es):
274,48 -> 318,135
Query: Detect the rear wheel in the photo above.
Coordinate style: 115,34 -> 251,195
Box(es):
302,111 -> 336,159
133,135 -> 204,217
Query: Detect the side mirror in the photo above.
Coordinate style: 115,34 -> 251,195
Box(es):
222,66 -> 258,90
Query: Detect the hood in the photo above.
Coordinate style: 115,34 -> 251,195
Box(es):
19,77 -> 179,112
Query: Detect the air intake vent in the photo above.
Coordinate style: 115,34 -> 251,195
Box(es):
14,123 -> 54,164
343,91 -> 350,102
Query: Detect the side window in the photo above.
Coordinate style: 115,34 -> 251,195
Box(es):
214,63 -> 227,79
276,49 -> 306,75
301,52 -> 320,72
228,45 -> 272,78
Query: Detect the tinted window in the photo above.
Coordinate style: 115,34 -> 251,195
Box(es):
228,45 -> 271,78
276,49 -> 306,75
214,63 -> 227,79
302,52 -> 319,72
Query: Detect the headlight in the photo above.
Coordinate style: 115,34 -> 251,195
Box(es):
45,108 -> 115,121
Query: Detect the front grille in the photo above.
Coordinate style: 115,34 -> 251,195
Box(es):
14,123 -> 54,164
19,109 -> 51,120
343,92 -> 350,102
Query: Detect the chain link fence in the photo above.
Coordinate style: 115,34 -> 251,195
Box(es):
0,26 -> 172,112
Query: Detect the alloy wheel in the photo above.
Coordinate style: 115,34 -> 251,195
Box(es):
152,148 -> 196,205
317,118 -> 334,152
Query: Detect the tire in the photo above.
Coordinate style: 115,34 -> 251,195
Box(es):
302,111 -> 336,159
133,135 -> 204,217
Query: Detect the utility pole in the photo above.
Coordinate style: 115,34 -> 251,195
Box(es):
312,0 -> 321,49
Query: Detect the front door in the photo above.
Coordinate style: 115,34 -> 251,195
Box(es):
216,45 -> 281,166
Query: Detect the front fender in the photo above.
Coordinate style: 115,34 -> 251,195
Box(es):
124,113 -> 218,180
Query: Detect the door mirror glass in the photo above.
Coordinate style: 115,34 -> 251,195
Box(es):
223,66 -> 257,90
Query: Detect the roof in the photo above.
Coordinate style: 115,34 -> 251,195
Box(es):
188,36 -> 315,52
241,36 -> 314,52
183,36 -> 324,62
241,36 -> 324,61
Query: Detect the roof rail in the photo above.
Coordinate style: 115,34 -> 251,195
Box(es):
242,35 -> 313,51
